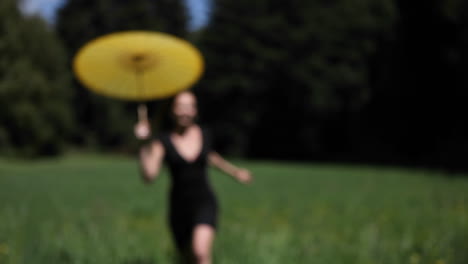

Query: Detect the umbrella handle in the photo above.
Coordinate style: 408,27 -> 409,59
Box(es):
137,104 -> 148,122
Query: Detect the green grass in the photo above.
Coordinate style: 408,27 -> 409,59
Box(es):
0,155 -> 467,264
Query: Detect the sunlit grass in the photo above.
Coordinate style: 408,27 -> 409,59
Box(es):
1,155 -> 467,263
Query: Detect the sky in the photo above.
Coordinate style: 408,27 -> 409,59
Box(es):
19,0 -> 211,30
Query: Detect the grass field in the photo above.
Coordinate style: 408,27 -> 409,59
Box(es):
0,155 -> 467,264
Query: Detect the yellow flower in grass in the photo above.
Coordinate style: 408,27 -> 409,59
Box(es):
410,253 -> 420,264
0,243 -> 9,255
435,259 -> 445,264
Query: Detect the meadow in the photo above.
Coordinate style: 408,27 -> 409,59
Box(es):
0,155 -> 467,264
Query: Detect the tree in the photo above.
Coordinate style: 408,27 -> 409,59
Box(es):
0,0 -> 73,157
358,0 -> 468,170
56,0 -> 189,151
196,0 -> 396,158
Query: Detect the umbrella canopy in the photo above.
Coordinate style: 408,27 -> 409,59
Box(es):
73,31 -> 204,101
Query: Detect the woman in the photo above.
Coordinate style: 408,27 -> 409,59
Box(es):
134,91 -> 252,264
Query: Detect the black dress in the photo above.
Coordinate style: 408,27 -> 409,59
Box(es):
159,127 -> 218,250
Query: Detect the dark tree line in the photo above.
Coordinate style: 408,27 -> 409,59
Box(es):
196,0 -> 396,159
358,0 -> 468,170
197,0 -> 468,171
2,0 -> 468,171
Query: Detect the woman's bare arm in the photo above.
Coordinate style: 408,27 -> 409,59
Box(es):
134,107 -> 165,184
208,151 -> 252,184
139,140 -> 165,183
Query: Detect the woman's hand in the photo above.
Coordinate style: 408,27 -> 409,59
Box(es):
134,104 -> 151,140
134,120 -> 151,140
234,168 -> 253,185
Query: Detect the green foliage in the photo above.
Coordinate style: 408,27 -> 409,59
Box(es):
55,0 -> 189,151
0,155 -> 467,263
0,0 -> 72,157
196,0 -> 396,156
57,0 -> 189,54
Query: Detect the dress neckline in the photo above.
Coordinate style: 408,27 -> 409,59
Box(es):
168,126 -> 204,164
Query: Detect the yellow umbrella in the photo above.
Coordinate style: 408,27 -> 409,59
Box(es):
73,31 -> 204,101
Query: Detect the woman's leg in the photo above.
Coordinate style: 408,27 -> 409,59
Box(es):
192,224 -> 215,264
